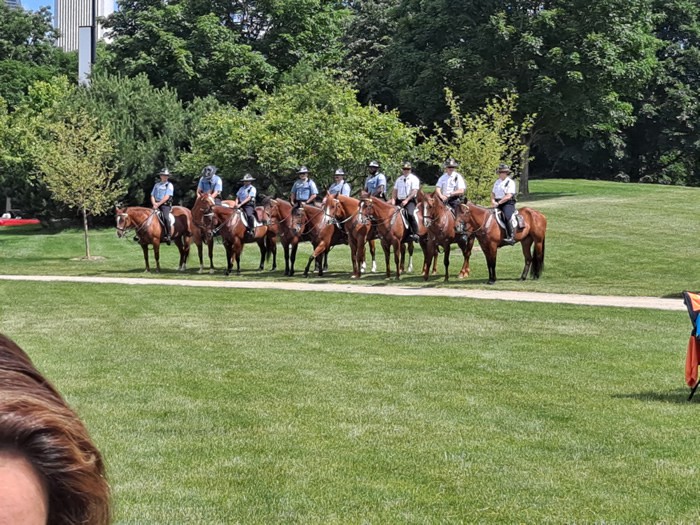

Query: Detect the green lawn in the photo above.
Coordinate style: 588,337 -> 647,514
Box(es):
0,281 -> 694,523
2,178 -> 699,522
2,179 -> 700,296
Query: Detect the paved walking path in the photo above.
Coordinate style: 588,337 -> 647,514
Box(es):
0,275 -> 684,311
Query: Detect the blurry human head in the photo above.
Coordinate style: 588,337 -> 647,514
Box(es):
0,334 -> 110,525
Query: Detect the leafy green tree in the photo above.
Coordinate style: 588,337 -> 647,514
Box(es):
34,112 -> 124,258
66,74 -> 189,205
429,90 -> 535,203
101,0 -> 350,104
180,71 -> 422,197
0,3 -> 76,109
372,0 -> 660,193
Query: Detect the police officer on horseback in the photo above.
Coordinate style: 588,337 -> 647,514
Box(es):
235,174 -> 257,238
435,158 -> 466,214
328,168 -> 351,197
290,166 -> 319,210
364,160 -> 386,199
390,162 -> 420,242
151,167 -> 174,244
197,165 -> 223,205
491,163 -> 517,245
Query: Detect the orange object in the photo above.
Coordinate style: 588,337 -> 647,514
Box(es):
686,336 -> 700,388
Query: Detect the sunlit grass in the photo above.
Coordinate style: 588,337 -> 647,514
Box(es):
0,281 -> 695,523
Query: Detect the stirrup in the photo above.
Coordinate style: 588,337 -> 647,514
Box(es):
503,237 -> 515,245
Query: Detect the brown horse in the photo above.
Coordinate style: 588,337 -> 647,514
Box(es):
115,206 -> 192,272
421,192 -> 474,281
289,202 -> 346,277
322,194 -> 372,279
455,202 -> 547,284
265,198 -> 303,276
197,199 -> 272,275
359,196 -> 430,280
191,195 -> 276,274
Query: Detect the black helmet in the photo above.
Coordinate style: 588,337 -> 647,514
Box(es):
201,165 -> 217,180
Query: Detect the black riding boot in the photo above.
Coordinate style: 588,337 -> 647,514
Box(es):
503,221 -> 515,245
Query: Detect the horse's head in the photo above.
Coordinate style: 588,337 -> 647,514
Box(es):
291,204 -> 306,235
322,194 -> 342,225
454,202 -> 472,232
193,195 -> 216,239
115,207 -> 130,238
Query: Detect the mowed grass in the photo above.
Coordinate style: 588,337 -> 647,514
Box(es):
2,179 -> 700,297
0,281 -> 696,523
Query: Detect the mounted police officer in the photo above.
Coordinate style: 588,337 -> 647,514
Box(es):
491,163 -> 517,245
197,165 -> 223,205
235,174 -> 257,238
435,158 -> 466,214
364,160 -> 386,199
328,168 -> 351,197
390,162 -> 420,242
150,167 -> 174,244
290,166 -> 319,210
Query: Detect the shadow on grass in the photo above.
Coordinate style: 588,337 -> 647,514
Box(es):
519,191 -> 576,202
612,389 -> 696,404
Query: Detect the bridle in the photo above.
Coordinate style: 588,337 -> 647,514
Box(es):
116,209 -> 156,237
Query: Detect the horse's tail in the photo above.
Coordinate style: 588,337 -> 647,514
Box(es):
530,222 -> 545,279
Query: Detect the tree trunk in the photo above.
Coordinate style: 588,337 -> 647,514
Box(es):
519,134 -> 534,197
83,208 -> 90,258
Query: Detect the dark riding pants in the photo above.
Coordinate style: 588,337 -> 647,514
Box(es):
159,205 -> 172,238
403,199 -> 418,235
498,201 -> 516,236
242,204 -> 255,232
447,196 -> 462,214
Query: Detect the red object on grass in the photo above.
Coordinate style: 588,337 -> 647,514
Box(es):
0,218 -> 40,227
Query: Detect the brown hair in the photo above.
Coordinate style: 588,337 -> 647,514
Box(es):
0,334 -> 110,525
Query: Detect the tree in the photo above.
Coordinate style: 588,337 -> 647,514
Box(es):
101,0 -> 350,105
180,70 -> 422,196
429,90 -> 535,203
368,0 -> 660,192
34,112 -> 124,258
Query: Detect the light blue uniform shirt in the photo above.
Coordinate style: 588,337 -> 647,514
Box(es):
236,184 -> 257,204
291,179 -> 319,201
151,181 -> 174,202
329,180 -> 351,197
197,175 -> 222,194
365,173 -> 387,195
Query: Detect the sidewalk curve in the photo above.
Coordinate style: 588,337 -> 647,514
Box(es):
0,275 -> 684,311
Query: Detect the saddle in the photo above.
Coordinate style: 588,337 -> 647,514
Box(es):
156,210 -> 176,230
393,207 -> 420,229
238,207 -> 268,228
494,209 -> 525,232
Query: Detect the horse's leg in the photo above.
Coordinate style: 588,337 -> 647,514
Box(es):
370,239 -> 377,272
195,236 -> 204,274
283,241 -> 291,276
421,239 -> 432,280
141,243 -> 150,273
257,238 -> 266,271
224,242 -> 233,276
235,239 -> 242,275
323,250 -> 328,272
432,248 -> 439,275
532,236 -> 545,279
520,237 -> 533,280
484,243 -> 498,284
153,241 -> 161,273
393,240 -> 401,280
457,236 -> 474,279
269,233 -> 277,271
407,241 -> 414,273
290,242 -> 298,277
382,240 -> 392,279
304,243 -> 324,277
443,242 -> 451,282
207,238 -> 215,274
349,236 -> 359,279
175,237 -> 185,271
399,243 -> 406,273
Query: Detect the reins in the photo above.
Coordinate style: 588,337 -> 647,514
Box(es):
117,209 -> 157,237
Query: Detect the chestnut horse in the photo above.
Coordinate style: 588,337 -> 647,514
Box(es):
191,195 -> 276,274
455,202 -> 547,284
421,192 -> 474,281
322,194 -> 372,279
359,196 -> 429,280
265,198 -> 303,276
115,206 -> 192,272
290,203 -> 346,277
199,199 -> 272,275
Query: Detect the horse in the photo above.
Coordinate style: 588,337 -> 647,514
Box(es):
115,206 -> 192,272
199,199 -> 272,275
322,194 -> 372,279
191,195 -> 276,274
455,202 -> 547,284
290,202 -> 347,277
420,192 -> 475,281
265,198 -> 303,276
359,196 -> 430,280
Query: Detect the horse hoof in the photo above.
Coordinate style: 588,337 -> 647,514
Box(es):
487,280 -> 495,285
198,268 -> 204,274
209,269 -> 215,275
